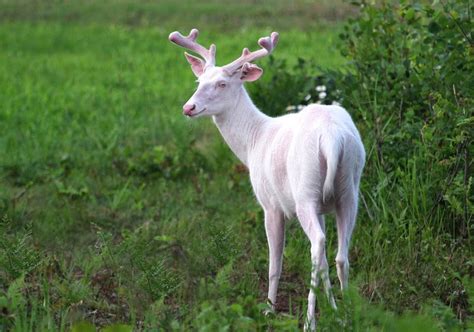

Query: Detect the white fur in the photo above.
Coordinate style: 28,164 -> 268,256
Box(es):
182,64 -> 365,330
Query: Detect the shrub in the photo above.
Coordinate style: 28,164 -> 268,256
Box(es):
338,0 -> 473,236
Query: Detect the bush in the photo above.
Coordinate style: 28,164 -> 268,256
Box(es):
338,0 -> 473,236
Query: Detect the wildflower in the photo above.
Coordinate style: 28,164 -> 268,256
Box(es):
315,85 -> 326,92
318,92 -> 327,100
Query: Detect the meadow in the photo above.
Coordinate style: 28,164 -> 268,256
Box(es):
0,1 -> 472,331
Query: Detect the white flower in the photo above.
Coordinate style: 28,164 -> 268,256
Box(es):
331,101 -> 341,106
304,94 -> 312,101
318,92 -> 327,99
285,105 -> 296,112
315,85 -> 326,92
297,105 -> 305,112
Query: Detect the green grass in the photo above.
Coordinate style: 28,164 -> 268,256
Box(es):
0,1 -> 472,331
0,0 -> 355,29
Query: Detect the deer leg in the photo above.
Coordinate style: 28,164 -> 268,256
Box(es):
318,215 -> 337,309
264,208 -> 285,312
296,203 -> 326,332
335,193 -> 357,291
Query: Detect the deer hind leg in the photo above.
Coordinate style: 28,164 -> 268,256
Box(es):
318,215 -> 337,309
335,191 -> 358,291
296,203 -> 327,331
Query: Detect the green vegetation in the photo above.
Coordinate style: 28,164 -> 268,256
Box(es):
0,0 -> 472,331
0,0 -> 354,30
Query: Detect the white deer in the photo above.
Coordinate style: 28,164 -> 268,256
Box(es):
169,29 -> 365,330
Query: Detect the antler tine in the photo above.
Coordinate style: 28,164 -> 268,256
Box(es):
223,32 -> 279,74
169,28 -> 216,66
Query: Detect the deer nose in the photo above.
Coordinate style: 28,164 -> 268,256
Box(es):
183,104 -> 196,116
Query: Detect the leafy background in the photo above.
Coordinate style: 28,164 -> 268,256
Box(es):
0,0 -> 472,331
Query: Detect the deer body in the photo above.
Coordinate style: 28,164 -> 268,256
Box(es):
169,29 -> 365,331
214,86 -> 364,217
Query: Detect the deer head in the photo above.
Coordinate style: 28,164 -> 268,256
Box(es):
169,28 -> 279,117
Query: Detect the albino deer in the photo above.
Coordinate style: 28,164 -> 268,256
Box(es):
169,29 -> 365,330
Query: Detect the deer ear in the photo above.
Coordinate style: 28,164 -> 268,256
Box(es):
184,52 -> 205,77
240,62 -> 263,82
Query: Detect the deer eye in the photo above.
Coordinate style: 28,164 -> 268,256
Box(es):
216,81 -> 227,88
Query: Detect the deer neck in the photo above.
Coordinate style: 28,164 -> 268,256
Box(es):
212,87 -> 269,166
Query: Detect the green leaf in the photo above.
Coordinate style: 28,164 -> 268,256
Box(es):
405,8 -> 415,20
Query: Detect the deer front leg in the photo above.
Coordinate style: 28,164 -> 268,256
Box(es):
264,208 -> 285,313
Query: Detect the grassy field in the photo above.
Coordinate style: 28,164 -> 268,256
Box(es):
0,1 -> 472,331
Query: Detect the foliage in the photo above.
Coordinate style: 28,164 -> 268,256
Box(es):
251,58 -> 343,116
251,57 -> 316,116
0,215 -> 40,286
337,0 -> 473,237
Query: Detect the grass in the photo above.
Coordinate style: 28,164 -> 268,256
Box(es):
0,1 -> 473,331
0,0 -> 355,29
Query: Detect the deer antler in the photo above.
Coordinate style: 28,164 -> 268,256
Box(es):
223,32 -> 279,74
168,28 -> 216,67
